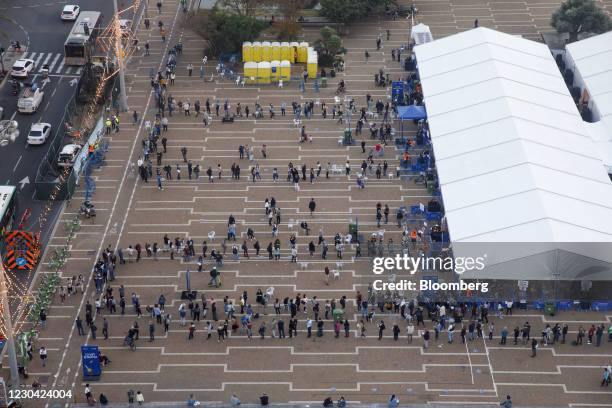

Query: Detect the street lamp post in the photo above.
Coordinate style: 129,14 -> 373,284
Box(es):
0,265 -> 20,385
113,0 -> 129,112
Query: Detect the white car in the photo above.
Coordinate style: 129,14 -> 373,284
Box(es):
27,123 -> 52,145
57,144 -> 83,168
11,59 -> 35,78
61,5 -> 80,21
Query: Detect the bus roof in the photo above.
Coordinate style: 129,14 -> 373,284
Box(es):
67,11 -> 101,40
0,186 -> 16,216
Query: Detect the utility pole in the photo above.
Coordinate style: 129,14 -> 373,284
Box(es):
113,0 -> 129,112
0,265 -> 20,386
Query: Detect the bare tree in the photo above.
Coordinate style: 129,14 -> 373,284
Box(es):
220,0 -> 263,16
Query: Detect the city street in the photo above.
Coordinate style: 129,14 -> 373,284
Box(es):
0,0 -> 120,240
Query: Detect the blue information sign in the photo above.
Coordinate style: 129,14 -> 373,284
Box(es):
392,81 -> 405,105
81,345 -> 101,380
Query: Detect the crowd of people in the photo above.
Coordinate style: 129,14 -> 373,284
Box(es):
37,7 -> 611,406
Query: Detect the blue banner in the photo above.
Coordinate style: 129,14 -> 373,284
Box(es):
392,81 -> 405,105
81,345 -> 101,380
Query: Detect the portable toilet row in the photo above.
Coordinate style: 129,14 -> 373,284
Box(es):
243,60 -> 291,84
307,47 -> 318,79
243,41 -> 311,64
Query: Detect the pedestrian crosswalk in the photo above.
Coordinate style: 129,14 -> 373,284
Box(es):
21,51 -> 82,76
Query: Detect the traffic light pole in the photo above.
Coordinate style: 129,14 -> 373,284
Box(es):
0,265 -> 20,386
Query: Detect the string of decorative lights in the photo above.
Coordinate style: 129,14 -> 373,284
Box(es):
1,0 -> 144,338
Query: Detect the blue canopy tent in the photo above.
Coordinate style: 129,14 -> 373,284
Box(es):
396,105 -> 427,137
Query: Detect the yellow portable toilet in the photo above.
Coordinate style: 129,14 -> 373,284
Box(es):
270,60 -> 280,82
257,61 -> 271,84
298,41 -> 309,63
280,60 -> 291,81
280,42 -> 290,61
289,42 -> 299,63
252,41 -> 262,62
307,55 -> 318,79
242,42 -> 253,62
261,41 -> 271,61
244,62 -> 258,84
271,42 -> 281,61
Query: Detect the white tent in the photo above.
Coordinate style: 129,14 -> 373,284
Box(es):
414,27 -> 612,281
585,118 -> 612,174
566,31 -> 612,175
411,23 -> 433,45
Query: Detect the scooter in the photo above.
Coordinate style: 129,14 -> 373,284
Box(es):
41,64 -> 49,79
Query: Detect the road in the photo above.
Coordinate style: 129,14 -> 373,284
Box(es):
0,0 -> 119,242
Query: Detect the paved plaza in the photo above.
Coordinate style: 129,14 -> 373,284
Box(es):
6,0 -> 612,407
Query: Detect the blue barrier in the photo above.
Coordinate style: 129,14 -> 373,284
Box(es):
592,301 -> 611,311
410,205 -> 423,215
533,301 -> 545,310
557,300 -> 572,311
426,212 -> 441,221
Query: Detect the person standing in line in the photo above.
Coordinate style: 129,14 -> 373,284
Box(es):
378,320 -> 385,340
39,346 -> 48,367
601,368 -> 610,387
90,321 -> 98,340
102,318 -> 109,340
392,323 -> 400,341
406,322 -> 414,342
136,390 -> 145,405
500,395 -> 512,408
423,329 -> 430,349
531,338 -> 538,357
76,316 -> 85,336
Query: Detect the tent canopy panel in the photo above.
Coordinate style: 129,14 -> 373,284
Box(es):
397,105 -> 427,120
417,42 -> 554,79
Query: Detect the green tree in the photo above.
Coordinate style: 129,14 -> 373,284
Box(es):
319,0 -> 392,24
193,9 -> 268,57
319,0 -> 365,24
313,26 -> 346,66
551,0 -> 611,42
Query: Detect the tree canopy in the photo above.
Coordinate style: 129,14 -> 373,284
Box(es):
313,26 -> 346,66
193,9 -> 268,57
551,0 -> 611,42
319,0 -> 393,24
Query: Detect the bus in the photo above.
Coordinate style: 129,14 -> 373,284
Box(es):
64,11 -> 102,66
0,186 -> 18,252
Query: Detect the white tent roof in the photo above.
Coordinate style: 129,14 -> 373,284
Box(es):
411,23 -> 433,45
566,31 -> 612,172
414,28 -> 612,247
585,118 -> 612,174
